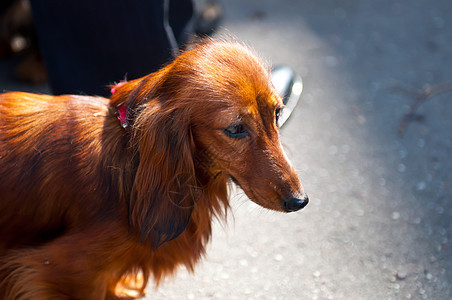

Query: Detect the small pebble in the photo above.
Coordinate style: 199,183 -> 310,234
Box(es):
416,181 -> 426,191
399,149 -> 407,159
274,254 -> 283,262
396,270 -> 408,280
435,206 -> 444,214
328,145 -> 338,155
392,212 -> 400,220
356,115 -> 366,125
417,139 -> 425,148
240,259 -> 249,267
325,56 -> 339,67
341,144 -> 350,154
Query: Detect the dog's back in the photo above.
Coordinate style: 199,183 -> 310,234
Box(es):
0,93 -> 119,249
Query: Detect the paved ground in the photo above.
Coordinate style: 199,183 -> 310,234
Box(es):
151,1 -> 452,299
1,0 -> 451,299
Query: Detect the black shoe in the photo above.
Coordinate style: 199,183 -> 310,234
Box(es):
271,66 -> 303,127
194,0 -> 223,36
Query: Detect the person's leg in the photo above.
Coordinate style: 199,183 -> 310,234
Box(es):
29,0 -> 193,96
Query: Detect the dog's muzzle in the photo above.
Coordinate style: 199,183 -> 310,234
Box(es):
282,195 -> 309,212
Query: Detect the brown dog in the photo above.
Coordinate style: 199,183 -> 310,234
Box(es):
0,40 -> 308,299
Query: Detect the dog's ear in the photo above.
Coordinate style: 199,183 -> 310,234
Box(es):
130,102 -> 196,249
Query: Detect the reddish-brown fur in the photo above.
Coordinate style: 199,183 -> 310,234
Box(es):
0,40 -> 305,299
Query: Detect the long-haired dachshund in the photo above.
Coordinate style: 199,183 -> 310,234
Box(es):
0,40 -> 308,299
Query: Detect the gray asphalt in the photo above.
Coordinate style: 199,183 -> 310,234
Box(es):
152,1 -> 452,299
1,0 -> 451,299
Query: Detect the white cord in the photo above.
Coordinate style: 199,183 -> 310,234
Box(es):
163,0 -> 180,57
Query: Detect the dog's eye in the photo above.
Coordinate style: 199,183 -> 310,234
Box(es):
275,108 -> 281,125
224,124 -> 248,138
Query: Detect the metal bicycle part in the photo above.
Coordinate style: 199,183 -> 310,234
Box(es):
271,66 -> 303,127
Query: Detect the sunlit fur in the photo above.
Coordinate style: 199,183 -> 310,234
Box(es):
0,40 -> 304,299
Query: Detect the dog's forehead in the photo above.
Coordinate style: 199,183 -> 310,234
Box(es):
216,70 -> 282,123
198,42 -> 270,81
217,88 -> 281,126
189,41 -> 283,124
247,90 -> 282,121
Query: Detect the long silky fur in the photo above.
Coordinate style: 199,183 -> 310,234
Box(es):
0,41 -> 233,299
0,39 -> 302,299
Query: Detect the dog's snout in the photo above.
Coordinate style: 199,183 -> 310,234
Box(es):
282,195 -> 309,212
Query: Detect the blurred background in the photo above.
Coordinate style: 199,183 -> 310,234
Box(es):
1,0 -> 451,299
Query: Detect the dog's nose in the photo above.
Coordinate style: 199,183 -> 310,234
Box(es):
282,195 -> 309,212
